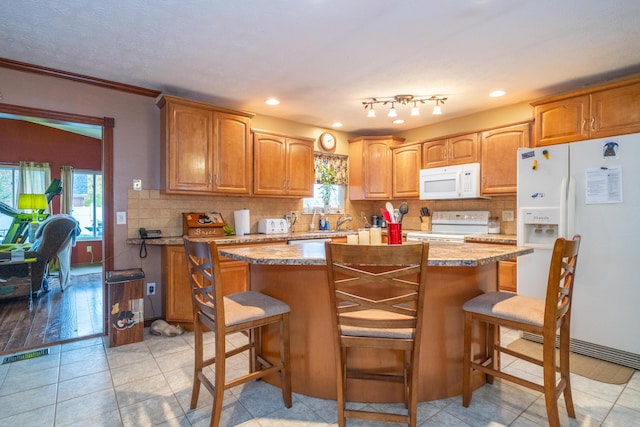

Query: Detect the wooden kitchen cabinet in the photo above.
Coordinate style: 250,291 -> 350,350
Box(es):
392,143 -> 422,198
349,135 -> 405,200
253,131 -> 315,197
480,122 -> 530,195
162,244 -> 250,327
421,133 -> 478,168
532,76 -> 640,146
498,258 -> 517,293
158,95 -> 253,195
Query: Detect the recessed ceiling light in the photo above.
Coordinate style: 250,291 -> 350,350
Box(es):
332,122 -> 343,128
265,98 -> 280,105
393,119 -> 405,125
489,90 -> 506,97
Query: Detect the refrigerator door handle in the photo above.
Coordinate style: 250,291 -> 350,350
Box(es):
567,176 -> 576,237
560,176 -> 568,238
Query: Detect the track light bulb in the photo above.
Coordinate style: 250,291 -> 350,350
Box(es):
411,103 -> 420,116
367,107 -> 376,118
432,104 -> 442,115
388,104 -> 398,118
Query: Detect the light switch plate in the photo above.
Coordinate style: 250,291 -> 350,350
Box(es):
116,211 -> 127,224
133,179 -> 142,191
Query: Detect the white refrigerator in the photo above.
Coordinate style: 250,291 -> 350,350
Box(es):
517,133 -> 640,363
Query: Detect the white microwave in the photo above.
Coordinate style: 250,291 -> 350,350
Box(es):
419,163 -> 485,200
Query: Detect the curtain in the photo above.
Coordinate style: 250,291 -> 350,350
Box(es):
19,161 -> 51,195
314,153 -> 348,185
60,165 -> 74,214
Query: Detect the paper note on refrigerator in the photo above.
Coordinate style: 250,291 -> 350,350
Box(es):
585,166 -> 623,204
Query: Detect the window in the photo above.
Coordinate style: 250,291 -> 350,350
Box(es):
72,171 -> 103,239
0,165 -> 20,239
303,183 -> 347,214
303,153 -> 349,214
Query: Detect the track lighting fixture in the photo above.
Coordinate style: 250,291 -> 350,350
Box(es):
362,95 -> 447,119
388,103 -> 397,118
433,99 -> 443,115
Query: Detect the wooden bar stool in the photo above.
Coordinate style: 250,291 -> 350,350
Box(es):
462,235 -> 581,427
325,241 -> 430,427
183,237 -> 292,427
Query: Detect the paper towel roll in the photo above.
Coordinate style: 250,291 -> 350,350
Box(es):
234,209 -> 250,235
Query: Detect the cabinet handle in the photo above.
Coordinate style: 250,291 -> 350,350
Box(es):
591,117 -> 596,131
209,174 -> 213,185
582,119 -> 587,132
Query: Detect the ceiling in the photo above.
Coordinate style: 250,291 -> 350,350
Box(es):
2,1 -> 640,135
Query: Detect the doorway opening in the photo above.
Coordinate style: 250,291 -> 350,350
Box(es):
0,102 -> 114,355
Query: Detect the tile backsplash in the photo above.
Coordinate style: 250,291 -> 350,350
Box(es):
127,190 -> 517,238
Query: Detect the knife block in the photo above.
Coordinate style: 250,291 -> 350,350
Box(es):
420,217 -> 431,231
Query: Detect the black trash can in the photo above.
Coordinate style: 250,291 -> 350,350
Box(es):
106,268 -> 145,347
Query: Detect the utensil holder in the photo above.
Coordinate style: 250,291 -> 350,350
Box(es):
420,217 -> 431,231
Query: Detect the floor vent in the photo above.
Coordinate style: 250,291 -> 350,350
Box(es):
2,348 -> 49,364
522,332 -> 640,370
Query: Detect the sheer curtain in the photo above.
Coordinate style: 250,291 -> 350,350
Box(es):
19,161 -> 51,203
60,165 -> 74,214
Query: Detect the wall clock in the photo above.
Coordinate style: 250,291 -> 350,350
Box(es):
319,132 -> 337,152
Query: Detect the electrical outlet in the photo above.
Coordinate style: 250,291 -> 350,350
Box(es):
502,210 -> 515,222
147,282 -> 156,296
86,246 -> 92,253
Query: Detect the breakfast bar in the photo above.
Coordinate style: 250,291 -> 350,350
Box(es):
219,241 -> 532,403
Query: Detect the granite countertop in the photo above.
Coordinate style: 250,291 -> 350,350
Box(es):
464,234 -> 517,244
219,241 -> 532,267
126,230 -> 359,246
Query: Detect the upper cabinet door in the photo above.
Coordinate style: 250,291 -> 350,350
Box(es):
214,113 -> 252,194
421,139 -> 448,168
165,102 -> 215,193
254,132 -> 288,196
348,136 -> 403,200
481,122 -> 530,195
286,137 -> 314,197
363,139 -> 393,199
447,133 -> 479,165
534,95 -> 589,146
392,144 -> 421,199
590,81 -> 640,138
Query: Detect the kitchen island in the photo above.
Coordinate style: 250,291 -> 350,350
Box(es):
219,241 -> 532,403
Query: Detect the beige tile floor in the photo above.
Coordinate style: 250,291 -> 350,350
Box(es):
0,328 -> 638,426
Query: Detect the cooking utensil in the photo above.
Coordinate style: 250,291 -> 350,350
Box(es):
385,202 -> 395,222
380,207 -> 392,223
398,201 -> 409,223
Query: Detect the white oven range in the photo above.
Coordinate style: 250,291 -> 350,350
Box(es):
405,210 -> 490,243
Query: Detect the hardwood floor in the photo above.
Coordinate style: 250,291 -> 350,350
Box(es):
0,267 -> 103,355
